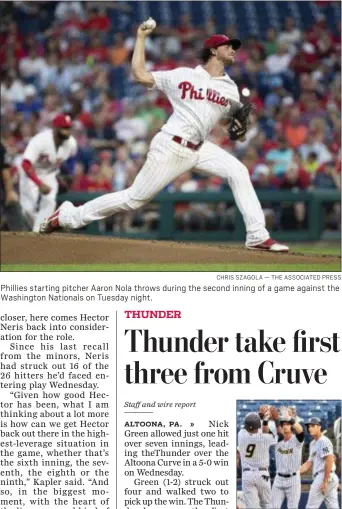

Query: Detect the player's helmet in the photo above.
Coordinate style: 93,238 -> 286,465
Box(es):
305,416 -> 322,427
244,412 -> 261,431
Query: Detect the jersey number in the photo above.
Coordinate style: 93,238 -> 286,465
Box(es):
245,444 -> 256,458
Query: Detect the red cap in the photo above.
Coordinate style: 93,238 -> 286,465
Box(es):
52,114 -> 73,129
204,34 -> 241,50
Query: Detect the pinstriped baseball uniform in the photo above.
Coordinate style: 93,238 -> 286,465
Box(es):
238,428 -> 277,509
58,66 -> 269,246
271,433 -> 304,509
19,129 -> 77,232
306,436 -> 339,509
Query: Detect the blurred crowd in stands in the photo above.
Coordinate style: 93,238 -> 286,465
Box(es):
0,1 -> 341,233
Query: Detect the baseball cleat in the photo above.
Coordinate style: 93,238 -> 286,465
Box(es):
39,209 -> 61,234
247,238 -> 289,252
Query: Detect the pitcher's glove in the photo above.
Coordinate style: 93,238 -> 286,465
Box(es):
228,102 -> 254,141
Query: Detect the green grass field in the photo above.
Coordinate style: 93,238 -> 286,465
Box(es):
1,263 -> 340,271
287,245 -> 340,256
1,244 -> 340,272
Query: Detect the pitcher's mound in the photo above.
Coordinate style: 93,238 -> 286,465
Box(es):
1,232 -> 339,266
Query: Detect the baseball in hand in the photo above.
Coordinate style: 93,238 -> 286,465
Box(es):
143,17 -> 156,30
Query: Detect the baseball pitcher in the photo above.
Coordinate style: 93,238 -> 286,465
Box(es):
238,411 -> 277,508
271,406 -> 305,509
40,20 -> 289,252
300,417 -> 340,509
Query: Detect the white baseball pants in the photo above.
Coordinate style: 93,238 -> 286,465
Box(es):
306,473 -> 339,509
271,473 -> 301,509
59,132 -> 269,246
242,470 -> 272,509
20,170 -> 59,232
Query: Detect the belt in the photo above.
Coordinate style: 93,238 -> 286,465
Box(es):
172,136 -> 203,151
314,471 -> 333,478
243,468 -> 268,472
278,473 -> 297,478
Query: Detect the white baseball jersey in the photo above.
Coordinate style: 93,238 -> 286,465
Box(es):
238,429 -> 277,469
275,434 -> 303,473
151,66 -> 241,144
272,434 -> 304,509
306,436 -> 339,509
22,129 -> 77,176
309,435 -> 334,476
20,129 -> 77,233
238,430 -> 276,509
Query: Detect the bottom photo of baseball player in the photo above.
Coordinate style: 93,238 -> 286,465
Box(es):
237,400 -> 341,509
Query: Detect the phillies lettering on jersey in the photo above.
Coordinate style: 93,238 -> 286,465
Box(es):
178,81 -> 230,106
36,153 -> 64,172
151,66 -> 241,143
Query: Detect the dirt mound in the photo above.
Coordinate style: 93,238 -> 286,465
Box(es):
1,232 -> 339,267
